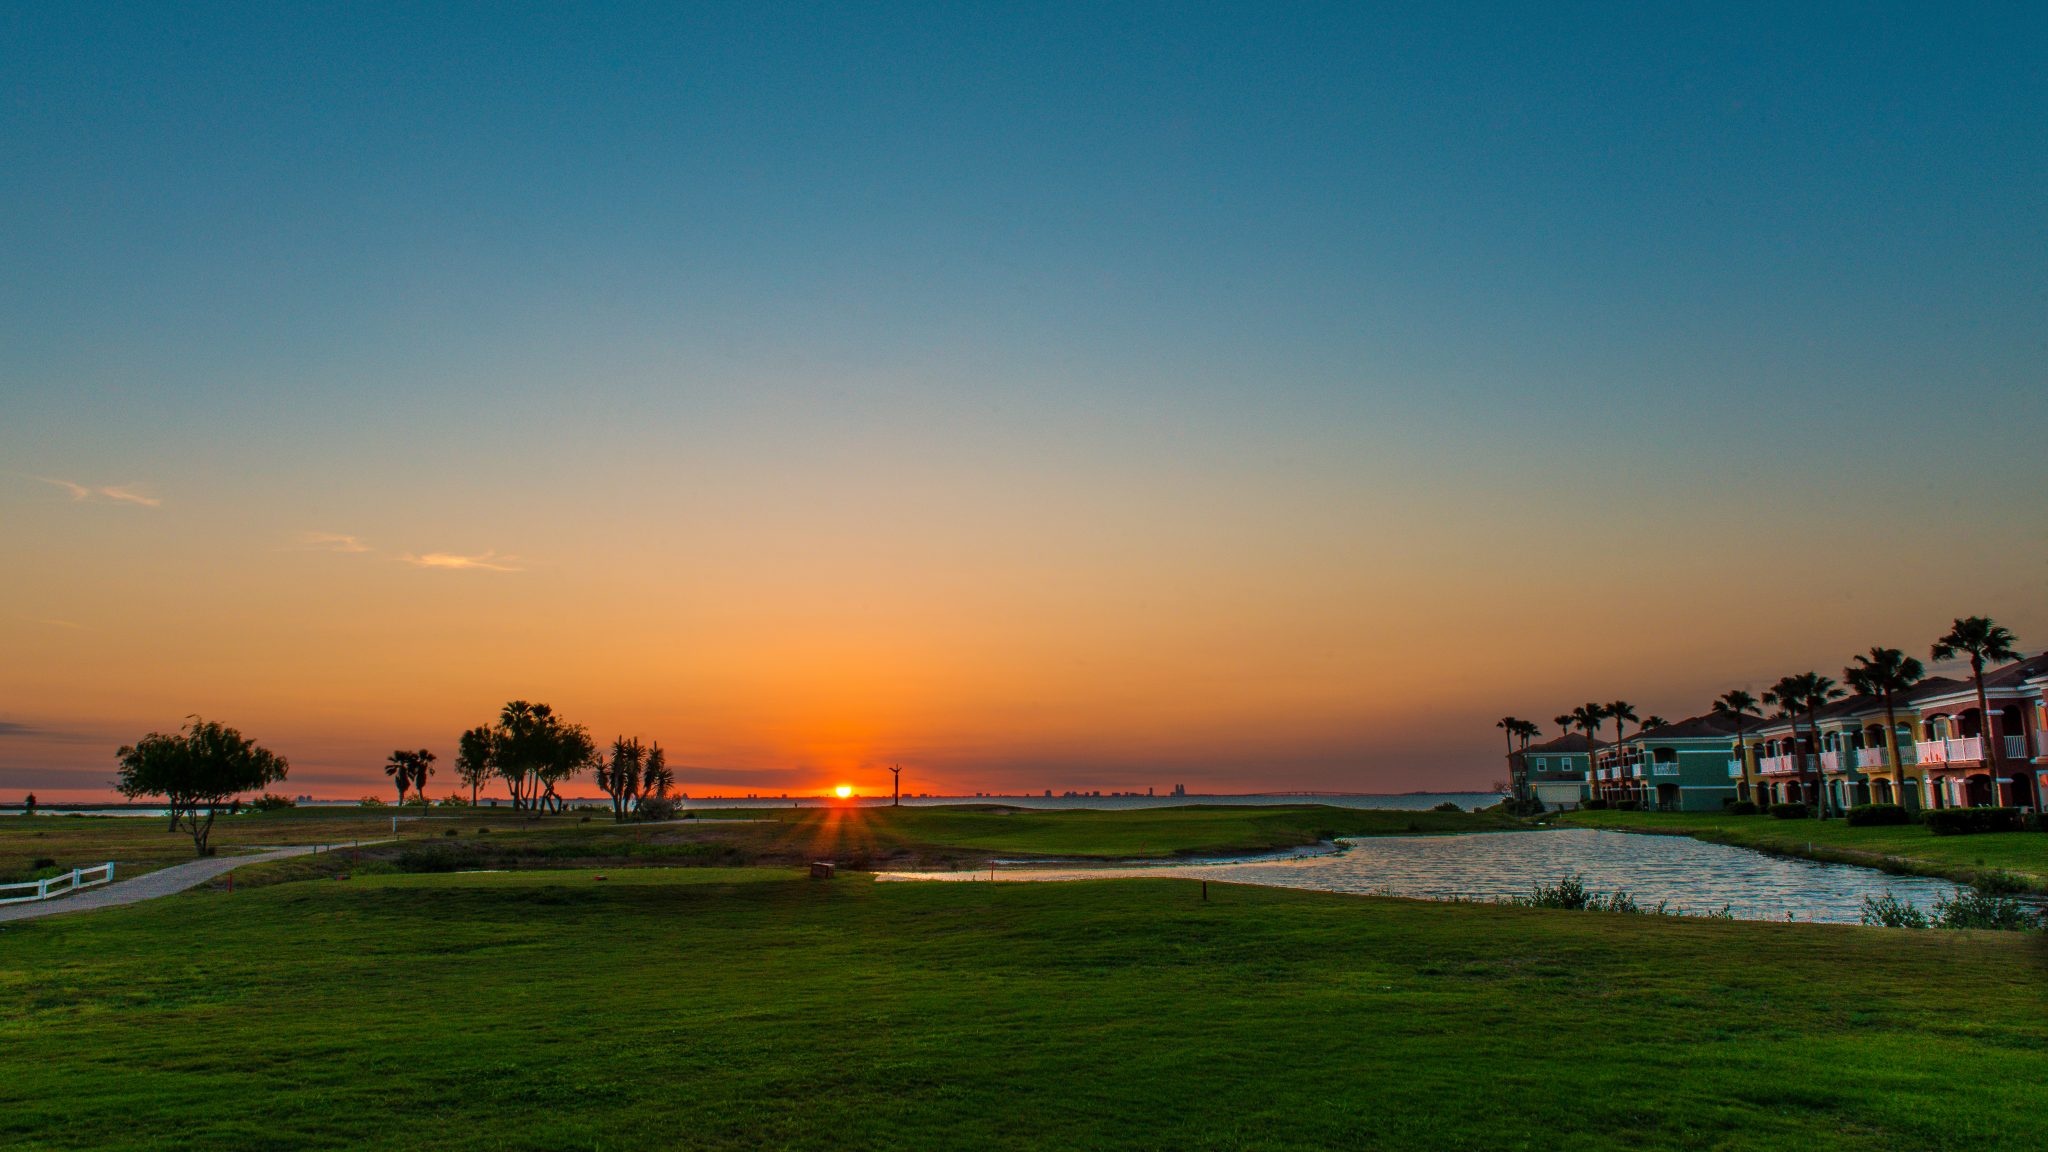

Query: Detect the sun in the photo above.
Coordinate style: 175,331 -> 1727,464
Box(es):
834,784 -> 853,799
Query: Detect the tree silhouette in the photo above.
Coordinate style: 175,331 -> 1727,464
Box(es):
1712,689 -> 1762,805
116,717 -> 289,856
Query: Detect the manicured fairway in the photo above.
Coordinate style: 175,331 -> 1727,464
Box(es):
1,868 -> 2042,1151
1559,809 -> 2048,891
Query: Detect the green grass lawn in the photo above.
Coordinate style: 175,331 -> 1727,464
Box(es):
1,868 -> 2042,1150
1557,809 -> 2048,891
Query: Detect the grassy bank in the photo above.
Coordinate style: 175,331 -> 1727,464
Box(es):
4,804 -> 1519,887
1558,809 -> 2048,892
1,868 -> 2042,1150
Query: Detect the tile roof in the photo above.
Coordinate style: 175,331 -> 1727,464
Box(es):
1519,732 -> 1606,754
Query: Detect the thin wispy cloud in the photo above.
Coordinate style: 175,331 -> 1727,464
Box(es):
298,531 -> 374,554
34,476 -> 161,507
402,550 -> 523,573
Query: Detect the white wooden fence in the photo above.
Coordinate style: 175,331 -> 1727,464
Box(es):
0,862 -> 115,905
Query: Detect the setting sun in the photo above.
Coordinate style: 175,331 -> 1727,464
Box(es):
834,785 -> 853,799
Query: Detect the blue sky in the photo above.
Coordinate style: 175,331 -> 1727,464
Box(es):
3,3 -> 2043,796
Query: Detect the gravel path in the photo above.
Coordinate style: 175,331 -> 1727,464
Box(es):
0,843 -> 370,924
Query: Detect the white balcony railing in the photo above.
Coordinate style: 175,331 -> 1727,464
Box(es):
2002,734 -> 2028,760
1915,740 -> 1947,766
1948,736 -> 1984,763
1759,755 -> 1796,776
1726,760 -> 1743,778
1652,761 -> 1678,776
1820,750 -> 1842,773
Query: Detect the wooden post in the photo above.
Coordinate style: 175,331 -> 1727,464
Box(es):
1202,880 -> 1208,901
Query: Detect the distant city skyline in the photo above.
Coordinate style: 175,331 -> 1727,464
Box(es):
4,4 -> 2044,800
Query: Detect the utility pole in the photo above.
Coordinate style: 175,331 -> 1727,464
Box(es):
889,762 -> 903,807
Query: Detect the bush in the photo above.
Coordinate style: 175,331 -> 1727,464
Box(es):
1613,800 -> 1640,812
359,796 -> 386,807
436,794 -> 470,807
1861,892 -> 1928,928
32,856 -> 56,870
1724,800 -> 1759,816
250,794 -> 296,811
1432,801 -> 1462,813
1933,888 -> 2043,931
634,796 -> 681,822
395,848 -> 462,873
1923,807 -> 2024,836
1770,803 -> 1812,820
1846,803 -> 1909,827
1581,799 -> 1608,811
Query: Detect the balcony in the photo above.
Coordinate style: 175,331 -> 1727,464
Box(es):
1820,750 -> 1842,774
1919,737 -> 1989,766
1856,748 -> 1889,770
1726,760 -> 1743,778
1759,755 -> 1802,776
2004,734 -> 2029,760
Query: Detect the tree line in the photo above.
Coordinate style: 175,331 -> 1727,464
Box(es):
113,699 -> 675,856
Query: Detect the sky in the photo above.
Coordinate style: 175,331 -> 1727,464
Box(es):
3,3 -> 2044,801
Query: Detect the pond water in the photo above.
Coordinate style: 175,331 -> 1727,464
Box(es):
878,828 -> 1965,924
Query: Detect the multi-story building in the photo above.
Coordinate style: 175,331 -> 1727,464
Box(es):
1509,733 -> 1598,811
1591,714 -> 1746,811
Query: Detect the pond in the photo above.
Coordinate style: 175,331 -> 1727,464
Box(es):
878,828 -> 1965,924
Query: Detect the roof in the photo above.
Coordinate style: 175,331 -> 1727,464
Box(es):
1519,732 -> 1606,754
1633,713 -> 1749,741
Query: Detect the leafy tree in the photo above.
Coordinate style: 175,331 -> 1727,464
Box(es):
22,793 -> 34,815
485,701 -> 595,815
1931,616 -> 2022,806
1844,648 -> 1926,808
455,726 -> 495,805
1712,689 -> 1762,804
115,717 -> 288,856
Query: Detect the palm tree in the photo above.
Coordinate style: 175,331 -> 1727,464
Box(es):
1639,715 -> 1669,731
383,750 -> 416,804
1569,703 -> 1608,803
1844,648 -> 1927,809
1605,701 -> 1638,800
1931,617 -> 2022,807
1497,717 -> 1527,801
408,749 -> 437,805
1712,689 -> 1762,806
1765,674 -> 1844,816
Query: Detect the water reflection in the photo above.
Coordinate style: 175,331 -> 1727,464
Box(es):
879,828 -> 1962,924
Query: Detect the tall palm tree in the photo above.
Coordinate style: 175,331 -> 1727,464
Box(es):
1605,701 -> 1638,800
1569,703 -> 1608,802
1931,616 -> 2022,807
1497,717 -> 1527,801
408,749 -> 437,805
1712,689 -> 1761,806
1844,648 -> 1926,809
383,750 -> 416,804
1639,715 -> 1669,731
1765,674 -> 1844,816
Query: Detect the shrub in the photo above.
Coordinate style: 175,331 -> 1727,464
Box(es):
634,796 -> 681,822
436,794 -> 470,807
1613,800 -> 1640,812
32,856 -> 56,870
1432,801 -> 1462,813
1932,888 -> 2042,931
359,796 -> 386,807
395,848 -> 461,873
1581,799 -> 1608,811
1770,803 -> 1812,820
1845,803 -> 1909,827
1861,892 -> 1928,929
1516,875 -> 1593,909
1923,807 -> 2024,836
1724,800 -> 1758,816
250,794 -> 296,811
